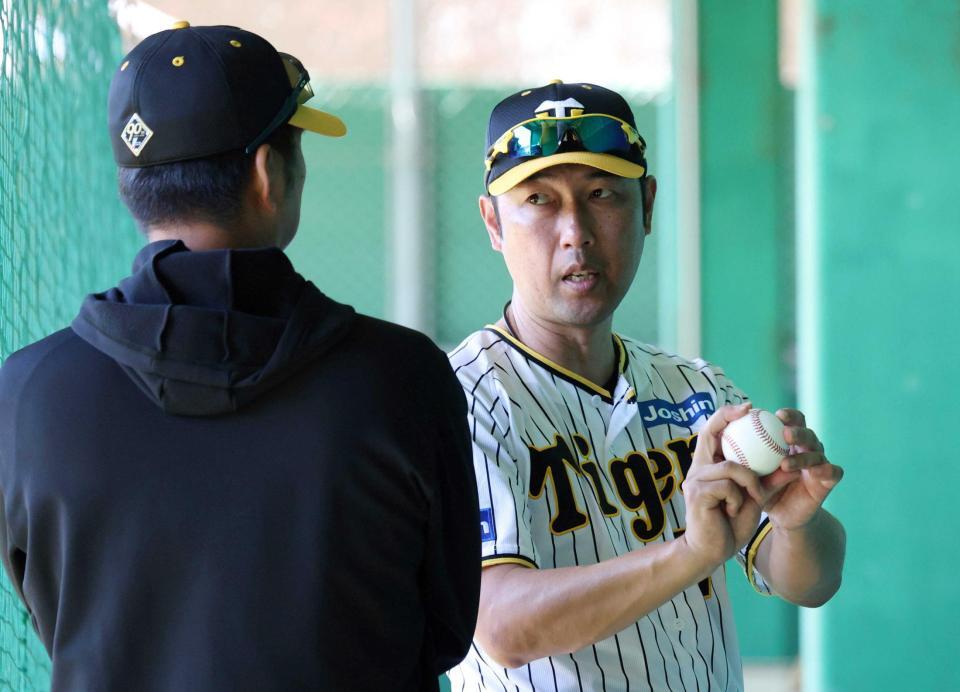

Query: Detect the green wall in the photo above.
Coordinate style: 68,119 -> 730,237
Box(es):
698,2 -> 798,659
798,2 -> 960,690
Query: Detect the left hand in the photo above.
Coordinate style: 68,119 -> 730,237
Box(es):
761,409 -> 844,531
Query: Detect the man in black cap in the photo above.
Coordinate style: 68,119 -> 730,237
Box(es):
446,80 -> 846,691
0,22 -> 479,691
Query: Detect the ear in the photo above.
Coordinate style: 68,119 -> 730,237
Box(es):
479,194 -> 503,252
248,142 -> 285,214
641,175 -> 657,236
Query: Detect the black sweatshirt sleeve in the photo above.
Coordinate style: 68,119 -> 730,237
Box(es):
0,347 -> 42,641
419,346 -> 481,676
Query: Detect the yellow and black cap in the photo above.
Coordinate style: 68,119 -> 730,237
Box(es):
484,80 -> 646,195
108,21 -> 346,167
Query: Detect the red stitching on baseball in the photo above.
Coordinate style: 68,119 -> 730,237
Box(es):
751,410 -> 788,457
722,432 -> 750,468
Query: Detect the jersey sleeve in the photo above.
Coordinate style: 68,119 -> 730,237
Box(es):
461,369 -> 538,570
736,515 -> 774,594
708,362 -> 749,407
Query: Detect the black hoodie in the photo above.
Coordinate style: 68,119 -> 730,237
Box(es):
0,240 -> 480,691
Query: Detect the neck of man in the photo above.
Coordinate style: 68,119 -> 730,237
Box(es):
146,218 -> 276,252
503,298 -> 617,390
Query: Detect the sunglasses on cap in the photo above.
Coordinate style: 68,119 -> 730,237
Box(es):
485,113 -> 645,172
244,52 -> 313,154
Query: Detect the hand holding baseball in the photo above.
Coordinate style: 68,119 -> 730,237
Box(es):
680,403 -> 767,571
760,408 -> 844,531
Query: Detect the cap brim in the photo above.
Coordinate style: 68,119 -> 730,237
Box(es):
289,104 -> 347,137
487,152 -> 645,196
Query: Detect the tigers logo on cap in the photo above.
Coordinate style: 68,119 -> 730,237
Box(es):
484,81 -> 647,195
534,98 -> 585,118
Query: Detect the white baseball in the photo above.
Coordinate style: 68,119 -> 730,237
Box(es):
720,408 -> 789,476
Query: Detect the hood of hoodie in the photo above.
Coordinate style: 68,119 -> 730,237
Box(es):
72,240 -> 355,416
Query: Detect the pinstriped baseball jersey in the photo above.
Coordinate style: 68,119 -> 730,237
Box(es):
446,326 -> 773,692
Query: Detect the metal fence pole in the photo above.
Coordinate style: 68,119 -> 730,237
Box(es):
672,0 -> 701,358
389,0 -> 432,335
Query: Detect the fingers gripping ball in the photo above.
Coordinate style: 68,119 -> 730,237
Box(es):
720,409 -> 788,476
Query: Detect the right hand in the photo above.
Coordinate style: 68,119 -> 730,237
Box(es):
680,404 -> 767,573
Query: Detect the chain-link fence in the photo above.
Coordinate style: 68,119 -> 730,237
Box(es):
1,0 -> 143,687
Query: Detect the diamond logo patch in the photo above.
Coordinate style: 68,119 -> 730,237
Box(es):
120,113 -> 154,157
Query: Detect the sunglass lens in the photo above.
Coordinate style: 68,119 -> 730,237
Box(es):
577,118 -> 632,153
298,82 -> 314,106
508,121 -> 561,158
279,52 -> 309,89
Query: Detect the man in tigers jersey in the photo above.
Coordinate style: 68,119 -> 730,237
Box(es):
446,80 -> 846,691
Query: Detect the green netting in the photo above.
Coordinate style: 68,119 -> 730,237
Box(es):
0,0 -> 138,688
289,85 -> 389,317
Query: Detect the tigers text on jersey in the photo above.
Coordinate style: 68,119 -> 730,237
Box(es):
447,326 -> 773,692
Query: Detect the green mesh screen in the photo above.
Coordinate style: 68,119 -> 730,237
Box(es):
0,1 -> 138,687
288,85 -> 389,317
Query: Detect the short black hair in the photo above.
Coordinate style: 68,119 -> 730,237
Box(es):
118,125 -> 300,229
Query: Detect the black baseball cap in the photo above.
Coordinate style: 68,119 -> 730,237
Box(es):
484,80 -> 647,195
109,21 -> 346,167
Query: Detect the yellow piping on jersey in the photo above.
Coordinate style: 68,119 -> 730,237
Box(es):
487,325 -> 629,399
612,333 -> 628,374
482,555 -> 538,569
744,519 -> 775,594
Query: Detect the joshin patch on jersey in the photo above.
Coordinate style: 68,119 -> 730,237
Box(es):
638,392 -> 716,428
